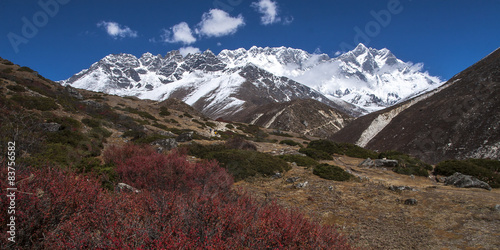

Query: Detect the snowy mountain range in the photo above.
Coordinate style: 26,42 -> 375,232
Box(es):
60,43 -> 443,118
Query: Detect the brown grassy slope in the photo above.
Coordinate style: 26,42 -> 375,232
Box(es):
236,154 -> 500,250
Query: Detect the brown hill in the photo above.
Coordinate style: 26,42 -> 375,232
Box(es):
331,48 -> 500,164
233,98 -> 353,138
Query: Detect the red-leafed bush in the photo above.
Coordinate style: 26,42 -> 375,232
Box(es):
0,145 -> 352,249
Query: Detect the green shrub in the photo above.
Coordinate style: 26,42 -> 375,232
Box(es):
225,124 -> 234,129
46,116 -> 82,130
74,157 -> 117,190
206,149 -> 290,181
299,148 -> 333,160
82,118 -> 101,128
6,85 -> 25,92
167,118 -> 179,124
89,127 -> 112,139
122,130 -> 147,140
278,155 -> 319,167
192,119 -> 205,127
271,131 -> 293,137
124,107 -> 157,121
279,140 -> 302,147
185,143 -> 290,181
205,122 -> 216,128
435,159 -> 500,188
2,68 -> 13,74
17,66 -> 35,72
225,137 -> 257,151
308,140 -> 378,159
134,134 -> 171,144
159,106 -> 171,116
152,122 -> 169,130
379,150 -> 431,177
183,112 -> 193,118
46,129 -> 85,147
11,94 -> 58,111
313,164 -> 353,181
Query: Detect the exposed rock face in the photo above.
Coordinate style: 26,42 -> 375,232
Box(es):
444,172 -> 492,191
359,158 -> 398,168
332,47 -> 500,164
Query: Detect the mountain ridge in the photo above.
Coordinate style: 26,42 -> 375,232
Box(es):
60,44 -> 443,118
331,47 -> 500,163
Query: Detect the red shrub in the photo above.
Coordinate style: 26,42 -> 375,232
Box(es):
1,145 -> 352,249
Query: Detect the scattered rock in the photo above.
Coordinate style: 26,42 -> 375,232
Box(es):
328,186 -> 334,191
389,185 -> 417,192
359,158 -> 375,167
151,138 -> 178,153
81,99 -> 104,109
286,177 -> 300,183
404,199 -> 418,205
272,172 -> 283,179
115,183 -> 141,193
40,122 -> 61,132
444,172 -> 492,191
494,205 -> 500,211
291,162 -> 298,167
375,159 -> 399,167
159,131 -> 176,137
176,131 -> 194,142
295,181 -> 308,189
65,85 -> 83,100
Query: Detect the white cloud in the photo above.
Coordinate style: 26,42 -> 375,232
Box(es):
334,51 -> 342,56
97,21 -> 138,38
196,9 -> 245,37
162,22 -> 196,44
251,0 -> 280,25
179,46 -> 201,57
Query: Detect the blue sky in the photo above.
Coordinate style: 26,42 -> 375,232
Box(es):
1,0 -> 499,81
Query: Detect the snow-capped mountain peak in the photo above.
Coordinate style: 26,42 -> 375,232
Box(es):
60,44 -> 443,116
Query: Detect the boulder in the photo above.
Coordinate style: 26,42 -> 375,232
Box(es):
359,158 -> 399,168
65,85 -> 83,100
389,185 -> 417,192
404,198 -> 418,205
359,158 -> 375,167
151,138 -> 178,153
294,181 -> 308,189
374,159 -> 399,167
115,183 -> 141,193
444,172 -> 492,191
40,122 -> 61,132
176,131 -> 194,142
286,177 -> 300,183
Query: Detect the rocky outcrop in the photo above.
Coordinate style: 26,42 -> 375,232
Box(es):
151,138 -> 178,153
444,172 -> 492,191
359,158 -> 398,168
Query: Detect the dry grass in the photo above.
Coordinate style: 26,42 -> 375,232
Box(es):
236,155 -> 500,249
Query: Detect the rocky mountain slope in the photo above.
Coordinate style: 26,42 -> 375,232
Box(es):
60,44 -> 442,120
331,47 -> 500,164
235,99 -> 353,138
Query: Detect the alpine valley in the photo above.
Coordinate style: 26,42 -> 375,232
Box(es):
61,43 -> 443,135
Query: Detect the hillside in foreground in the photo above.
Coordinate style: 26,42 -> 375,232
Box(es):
1,56 -> 499,249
